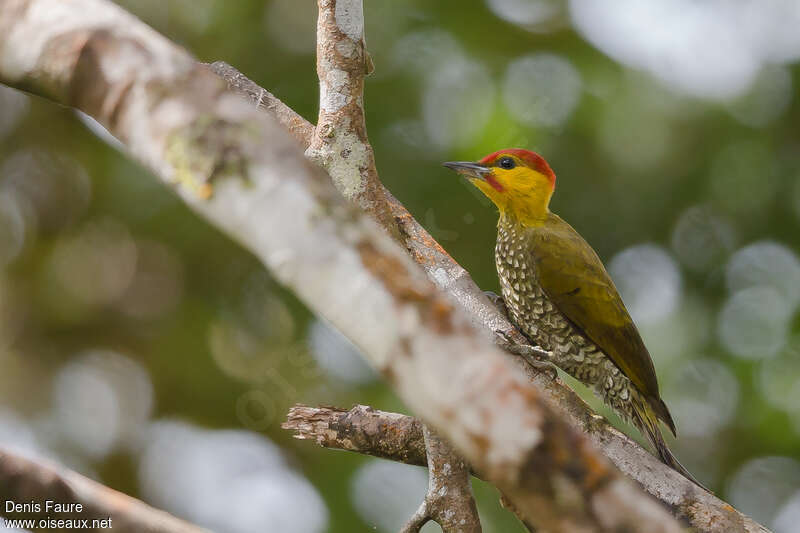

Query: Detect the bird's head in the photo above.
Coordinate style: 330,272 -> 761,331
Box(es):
443,148 -> 556,226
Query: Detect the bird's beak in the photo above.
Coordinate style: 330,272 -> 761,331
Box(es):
442,161 -> 491,179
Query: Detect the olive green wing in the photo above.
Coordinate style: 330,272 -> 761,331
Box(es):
529,214 -> 675,434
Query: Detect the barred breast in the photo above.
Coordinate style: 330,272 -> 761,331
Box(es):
495,219 -> 640,421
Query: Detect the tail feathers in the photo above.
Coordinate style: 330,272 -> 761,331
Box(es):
635,404 -> 708,491
648,395 -> 677,438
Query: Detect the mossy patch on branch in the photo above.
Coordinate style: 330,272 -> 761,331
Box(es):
165,115 -> 258,199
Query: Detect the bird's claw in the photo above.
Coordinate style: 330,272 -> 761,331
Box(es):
494,329 -> 515,349
523,358 -> 559,381
487,292 -> 557,380
484,290 -> 509,317
493,330 -> 558,380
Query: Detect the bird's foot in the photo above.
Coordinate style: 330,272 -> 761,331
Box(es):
494,330 -> 558,381
484,290 -> 509,317
485,291 -> 558,380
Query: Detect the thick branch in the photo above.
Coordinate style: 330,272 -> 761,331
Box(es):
305,0 -> 399,237
0,2 -> 763,533
0,449 -> 207,533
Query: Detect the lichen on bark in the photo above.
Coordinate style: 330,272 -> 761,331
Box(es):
165,115 -> 259,199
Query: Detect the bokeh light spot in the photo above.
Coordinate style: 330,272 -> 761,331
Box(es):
638,296 -> 711,363
117,240 -> 184,320
308,319 -> 376,385
381,119 -> 430,158
47,218 -> 138,309
608,244 -> 682,325
265,0 -> 318,55
727,65 -> 793,128
390,30 -> 463,76
139,421 -> 327,533
486,0 -> 562,30
718,287 -> 791,360
53,350 -> 153,459
569,0 -> 800,99
0,408 -> 44,459
502,53 -> 582,128
671,205 -> 736,273
758,336 -> 800,414
351,460 -> 430,532
727,456 -> 800,528
209,320 -> 273,383
0,149 -> 91,232
423,59 -> 495,150
597,98 -> 671,171
775,491 -> 800,533
726,241 -> 800,310
665,358 -> 739,438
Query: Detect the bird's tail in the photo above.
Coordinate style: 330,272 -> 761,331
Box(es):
633,400 -> 707,491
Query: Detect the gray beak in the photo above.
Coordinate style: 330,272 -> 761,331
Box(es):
442,161 -> 491,179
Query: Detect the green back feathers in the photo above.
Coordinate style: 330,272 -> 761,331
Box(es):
526,213 -> 676,435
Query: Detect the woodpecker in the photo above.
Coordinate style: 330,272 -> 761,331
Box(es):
444,149 -> 700,486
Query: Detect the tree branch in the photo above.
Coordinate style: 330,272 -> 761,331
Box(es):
305,3 -> 482,521
207,61 -> 315,147
285,405 -> 770,533
0,2 -> 679,530
283,404 -> 427,467
0,449 -> 208,533
0,2 -> 766,532
400,426 -> 481,533
284,405 -> 531,532
213,63 -> 769,533
304,0 -> 399,237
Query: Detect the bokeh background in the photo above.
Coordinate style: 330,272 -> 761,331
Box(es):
1,0 -> 800,531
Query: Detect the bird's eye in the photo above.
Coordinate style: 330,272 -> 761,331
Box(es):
498,157 -> 515,169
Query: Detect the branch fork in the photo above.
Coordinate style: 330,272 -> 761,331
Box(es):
305,0 -> 398,236
401,426 -> 481,533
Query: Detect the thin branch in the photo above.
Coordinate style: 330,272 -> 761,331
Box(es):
283,404 -> 427,466
305,0 -> 399,237
206,61 -> 315,147
0,449 -> 208,533
400,426 -> 481,533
